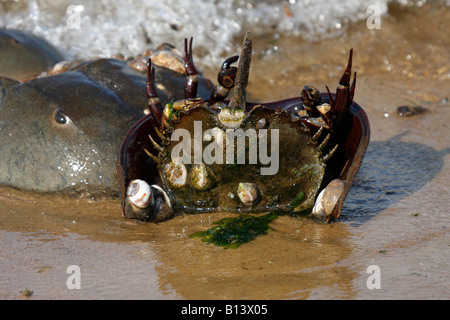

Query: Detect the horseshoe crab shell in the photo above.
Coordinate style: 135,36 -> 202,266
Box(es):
117,32 -> 370,222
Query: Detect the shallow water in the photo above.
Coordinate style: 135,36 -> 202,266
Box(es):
1,1 -> 449,299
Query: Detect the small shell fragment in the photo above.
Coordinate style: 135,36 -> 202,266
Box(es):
217,107 -> 245,128
316,103 -> 331,116
127,179 -> 152,209
312,188 -> 326,218
128,56 -> 147,72
312,179 -> 346,219
189,163 -> 216,191
237,182 -> 261,206
163,159 -> 187,188
323,179 -> 345,214
308,117 -> 329,129
297,109 -> 309,117
150,49 -> 185,74
256,118 -> 267,129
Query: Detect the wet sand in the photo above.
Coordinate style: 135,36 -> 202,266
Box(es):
1,2 -> 449,299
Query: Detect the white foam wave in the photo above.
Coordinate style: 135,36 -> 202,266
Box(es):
0,0 -> 429,67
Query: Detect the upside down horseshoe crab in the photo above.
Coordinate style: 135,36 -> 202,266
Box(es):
117,31 -> 370,223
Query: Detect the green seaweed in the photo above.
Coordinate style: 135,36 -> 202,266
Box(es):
190,211 -> 279,249
167,100 -> 175,122
288,191 -> 305,209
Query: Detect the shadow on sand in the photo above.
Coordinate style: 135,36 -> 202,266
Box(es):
341,131 -> 449,226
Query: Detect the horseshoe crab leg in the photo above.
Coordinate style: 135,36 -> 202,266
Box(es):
339,48 -> 353,88
325,85 -> 334,107
322,144 -> 338,162
146,58 -> 163,127
325,49 -> 356,132
349,71 -> 357,105
318,133 -> 331,152
311,127 -> 324,143
183,37 -> 198,99
334,49 -> 356,112
144,133 -> 165,165
209,55 -> 238,106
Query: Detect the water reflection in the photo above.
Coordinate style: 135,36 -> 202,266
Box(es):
152,214 -> 356,299
342,131 -> 449,225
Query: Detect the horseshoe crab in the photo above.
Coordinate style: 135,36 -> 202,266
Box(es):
0,43 -> 214,196
0,29 -> 64,81
117,31 -> 370,222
